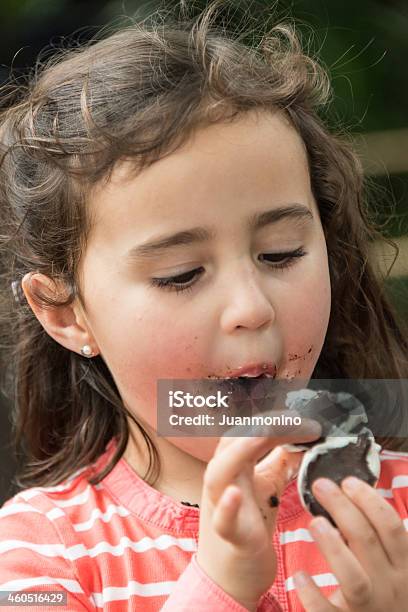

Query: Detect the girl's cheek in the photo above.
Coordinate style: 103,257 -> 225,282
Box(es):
280,266 -> 331,378
113,313 -> 201,394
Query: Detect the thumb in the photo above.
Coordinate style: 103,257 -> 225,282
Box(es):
255,445 -> 303,496
252,446 -> 303,536
328,588 -> 350,609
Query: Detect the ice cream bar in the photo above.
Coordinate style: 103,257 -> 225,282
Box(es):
282,388 -> 381,526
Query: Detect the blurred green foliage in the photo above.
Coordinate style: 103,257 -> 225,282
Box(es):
385,276 -> 408,321
371,173 -> 408,238
100,0 -> 408,133
1,0 -> 407,132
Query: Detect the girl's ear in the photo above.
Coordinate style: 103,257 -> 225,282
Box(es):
21,272 -> 99,358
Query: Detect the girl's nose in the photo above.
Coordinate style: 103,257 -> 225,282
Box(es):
220,267 -> 276,332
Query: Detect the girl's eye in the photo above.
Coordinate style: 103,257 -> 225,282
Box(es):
260,246 -> 307,268
150,247 -> 307,295
150,267 -> 204,295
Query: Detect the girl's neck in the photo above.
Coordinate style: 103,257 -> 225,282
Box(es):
124,422 -> 206,506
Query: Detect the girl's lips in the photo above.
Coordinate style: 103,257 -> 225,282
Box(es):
208,362 -> 278,379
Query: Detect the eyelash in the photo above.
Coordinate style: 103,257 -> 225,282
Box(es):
150,247 -> 307,295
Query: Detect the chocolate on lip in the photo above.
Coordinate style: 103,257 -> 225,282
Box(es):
204,364 -> 280,412
207,362 -> 278,379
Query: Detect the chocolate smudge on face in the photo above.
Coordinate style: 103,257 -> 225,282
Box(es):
268,495 -> 279,508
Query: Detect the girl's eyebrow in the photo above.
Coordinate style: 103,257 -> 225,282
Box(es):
124,203 -> 313,262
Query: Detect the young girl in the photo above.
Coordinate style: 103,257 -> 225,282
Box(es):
0,2 -> 407,610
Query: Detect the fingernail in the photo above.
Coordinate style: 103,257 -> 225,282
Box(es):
313,478 -> 337,493
293,571 -> 309,589
342,476 -> 361,492
297,415 -> 322,436
312,517 -> 331,534
302,418 -> 322,436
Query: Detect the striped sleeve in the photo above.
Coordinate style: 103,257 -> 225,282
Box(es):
379,451 -> 408,523
0,495 -> 94,610
161,553 -> 283,611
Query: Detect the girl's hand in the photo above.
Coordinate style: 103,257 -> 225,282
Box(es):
293,476 -> 408,611
196,415 -> 322,611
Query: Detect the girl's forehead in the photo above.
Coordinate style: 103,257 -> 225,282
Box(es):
100,109 -> 303,182
86,110 -> 311,241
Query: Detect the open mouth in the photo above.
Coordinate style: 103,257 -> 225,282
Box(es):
207,373 -> 278,402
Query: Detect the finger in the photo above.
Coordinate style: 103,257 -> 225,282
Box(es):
341,476 -> 408,567
255,445 -> 303,481
205,423 -> 315,505
221,411 -> 322,447
212,484 -> 242,544
311,478 -> 389,573
205,417 -> 320,505
215,412 -> 321,455
205,436 -> 276,504
293,571 -> 335,612
328,588 -> 350,609
254,446 -> 303,505
309,516 -> 373,609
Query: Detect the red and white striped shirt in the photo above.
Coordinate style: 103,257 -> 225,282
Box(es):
0,441 -> 407,611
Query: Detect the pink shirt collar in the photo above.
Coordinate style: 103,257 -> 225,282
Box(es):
93,439 -> 304,534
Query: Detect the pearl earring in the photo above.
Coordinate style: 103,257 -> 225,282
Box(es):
80,344 -> 94,358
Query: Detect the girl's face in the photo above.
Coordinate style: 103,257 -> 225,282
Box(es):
78,109 -> 331,463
